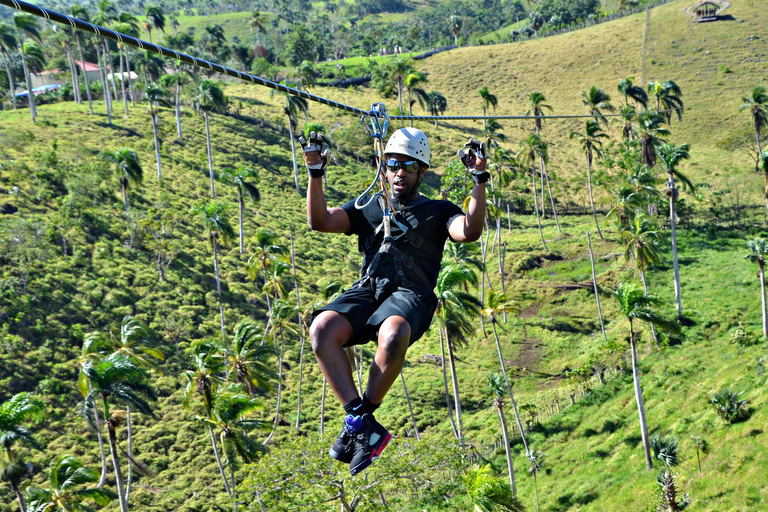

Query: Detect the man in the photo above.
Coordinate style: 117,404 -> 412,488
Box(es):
301,127 -> 488,476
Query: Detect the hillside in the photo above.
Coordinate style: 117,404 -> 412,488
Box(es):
1,0 -> 768,511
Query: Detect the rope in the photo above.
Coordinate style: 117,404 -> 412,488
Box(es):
1,0 -> 676,124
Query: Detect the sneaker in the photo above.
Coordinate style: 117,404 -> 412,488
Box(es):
349,413 -> 392,476
329,415 -> 362,464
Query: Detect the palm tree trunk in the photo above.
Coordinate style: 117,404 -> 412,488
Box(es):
121,179 -> 129,212
400,371 -> 421,440
212,235 -> 225,339
238,193 -> 245,254
75,34 -> 93,115
755,119 -> 762,175
586,232 -> 608,342
629,324 -> 653,471
287,114 -> 301,195
491,322 -> 530,457
543,163 -> 561,232
118,46 -> 128,115
668,177 -> 683,320
11,480 -> 27,512
66,45 -> 80,104
480,228 -> 490,333
637,265 -> 661,350
151,110 -> 162,180
496,404 -> 516,493
86,380 -> 108,487
265,331 -> 285,445
397,77 -> 404,127
174,62 -> 182,138
439,329 -> 458,439
95,43 -> 112,125
208,423 -> 232,495
760,264 -> 767,338
291,227 -> 305,432
106,422 -> 128,512
124,48 -> 134,107
446,331 -> 465,447
204,111 -> 216,198
538,157 -> 546,218
296,332 -> 306,432
125,404 -> 132,503
104,41 -> 118,101
531,166 -> 548,250
19,43 -> 36,122
586,156 -> 604,240
320,377 -> 327,437
2,48 -> 17,109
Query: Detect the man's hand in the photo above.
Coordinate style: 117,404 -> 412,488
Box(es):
458,139 -> 490,184
299,131 -> 331,178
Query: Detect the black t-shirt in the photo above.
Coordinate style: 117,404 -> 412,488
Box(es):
341,194 -> 464,291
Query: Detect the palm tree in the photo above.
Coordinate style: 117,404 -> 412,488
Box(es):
70,6 -> 95,115
195,201 -> 235,338
657,143 -> 693,321
1,392 -> 43,512
519,134 -> 548,249
182,340 -> 231,495
570,120 -> 609,239
222,320 -> 276,397
483,119 -> 507,151
295,60 -> 316,92
619,105 -> 637,142
203,384 -> 267,497
635,110 -> 670,168
245,230 -> 289,311
581,86 -> 614,125
144,5 -> 166,44
464,464 -> 524,512
0,22 -> 18,110
145,83 -> 168,180
435,265 -> 481,444
108,148 -> 143,213
386,56 -> 414,124
250,11 -> 268,44
618,77 -> 648,109
264,299 -> 299,445
404,70 -> 429,128
648,80 -> 684,124
26,454 -> 115,512
270,87 -> 307,195
621,214 -> 661,292
739,86 -> 768,173
114,15 -> 140,109
479,86 -> 498,132
613,282 -> 680,471
196,79 -> 228,198
525,91 -> 560,230
487,373 -> 516,493
13,12 -> 41,123
482,291 -> 530,461
745,238 -> 768,338
80,353 -> 157,512
220,166 -> 261,254
427,90 -> 447,128
448,15 -> 462,45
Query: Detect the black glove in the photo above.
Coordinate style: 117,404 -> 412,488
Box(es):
458,138 -> 490,184
298,131 -> 331,178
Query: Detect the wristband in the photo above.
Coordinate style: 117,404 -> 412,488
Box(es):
308,168 -> 325,178
471,171 -> 490,184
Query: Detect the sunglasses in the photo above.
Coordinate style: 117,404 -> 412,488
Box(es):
385,159 -> 421,174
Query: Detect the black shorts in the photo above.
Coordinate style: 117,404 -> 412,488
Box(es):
311,281 -> 438,347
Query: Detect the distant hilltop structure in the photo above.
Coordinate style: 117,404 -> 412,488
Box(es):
686,0 -> 729,22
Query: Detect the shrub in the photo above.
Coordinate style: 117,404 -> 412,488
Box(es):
731,322 -> 758,347
710,389 -> 749,423
649,435 -> 679,468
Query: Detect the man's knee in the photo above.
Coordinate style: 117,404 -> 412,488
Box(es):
310,311 -> 352,353
377,317 -> 411,360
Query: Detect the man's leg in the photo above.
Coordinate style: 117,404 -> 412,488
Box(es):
365,315 -> 412,404
309,310 -> 358,406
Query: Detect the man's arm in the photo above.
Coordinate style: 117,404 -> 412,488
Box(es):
301,132 -> 351,233
448,139 -> 488,242
307,176 -> 351,233
448,183 -> 485,242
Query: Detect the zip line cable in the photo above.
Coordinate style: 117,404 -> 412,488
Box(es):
1,0 -> 675,124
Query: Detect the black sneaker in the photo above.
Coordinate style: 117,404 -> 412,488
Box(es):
329,415 -> 362,464
349,413 -> 392,476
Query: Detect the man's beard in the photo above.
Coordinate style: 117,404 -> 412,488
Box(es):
391,177 -> 420,202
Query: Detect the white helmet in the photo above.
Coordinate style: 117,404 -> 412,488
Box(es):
384,127 -> 430,168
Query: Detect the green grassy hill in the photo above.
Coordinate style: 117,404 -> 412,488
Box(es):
1,0 -> 768,510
